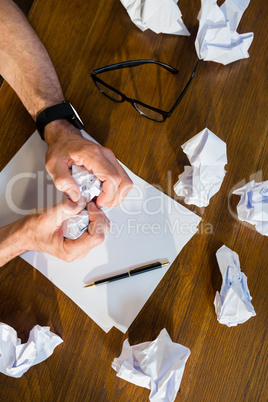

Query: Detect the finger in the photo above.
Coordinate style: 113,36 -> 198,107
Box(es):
69,142 -> 132,206
96,154 -> 133,207
79,147 -> 121,205
97,175 -> 121,207
87,202 -> 110,235
98,181 -> 133,208
63,204 -> 110,258
63,229 -> 104,259
97,170 -> 133,207
47,160 -> 81,202
48,197 -> 87,225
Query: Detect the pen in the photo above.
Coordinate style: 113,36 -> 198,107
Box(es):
84,261 -> 170,287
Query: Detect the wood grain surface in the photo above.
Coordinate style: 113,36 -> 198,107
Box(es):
0,0 -> 267,401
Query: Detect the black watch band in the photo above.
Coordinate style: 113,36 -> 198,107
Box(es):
36,100 -> 84,140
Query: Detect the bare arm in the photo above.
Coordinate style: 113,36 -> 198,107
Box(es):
0,199 -> 110,267
0,217 -> 30,265
0,0 -> 132,205
0,0 -> 64,119
0,0 -> 131,265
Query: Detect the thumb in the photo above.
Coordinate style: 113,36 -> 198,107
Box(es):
52,197 -> 87,225
51,163 -> 81,202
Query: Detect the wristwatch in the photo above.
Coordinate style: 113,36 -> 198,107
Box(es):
36,100 -> 84,140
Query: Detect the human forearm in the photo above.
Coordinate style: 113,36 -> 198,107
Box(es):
0,217 -> 33,267
0,1 -> 133,207
0,0 -> 64,120
0,199 -> 110,267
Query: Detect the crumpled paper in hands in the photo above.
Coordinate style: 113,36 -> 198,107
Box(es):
214,245 -> 256,327
120,0 -> 190,36
195,0 -> 254,65
71,165 -> 102,203
0,323 -> 63,378
62,209 -> 89,240
174,128 -> 227,207
112,328 -> 190,402
63,165 -> 102,240
233,180 -> 268,236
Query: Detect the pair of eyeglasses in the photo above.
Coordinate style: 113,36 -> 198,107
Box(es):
91,59 -> 198,122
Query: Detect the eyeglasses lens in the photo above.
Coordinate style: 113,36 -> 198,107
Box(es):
95,81 -> 123,102
134,102 -> 164,122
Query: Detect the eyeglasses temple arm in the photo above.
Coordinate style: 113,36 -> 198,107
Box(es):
92,60 -> 179,75
168,59 -> 199,115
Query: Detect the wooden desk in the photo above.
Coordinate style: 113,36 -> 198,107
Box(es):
0,0 -> 267,400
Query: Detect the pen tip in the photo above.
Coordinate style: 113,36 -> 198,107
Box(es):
84,283 -> 95,288
162,261 -> 170,267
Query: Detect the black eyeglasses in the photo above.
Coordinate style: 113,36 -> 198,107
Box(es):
91,59 -> 198,122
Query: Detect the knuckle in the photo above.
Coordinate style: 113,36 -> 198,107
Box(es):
128,177 -> 133,186
112,173 -> 122,186
63,252 -> 76,263
103,147 -> 115,159
95,233 -> 105,244
125,177 -> 133,188
90,143 -> 102,157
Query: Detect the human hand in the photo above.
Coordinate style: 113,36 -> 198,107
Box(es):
44,120 -> 133,207
25,198 -> 110,262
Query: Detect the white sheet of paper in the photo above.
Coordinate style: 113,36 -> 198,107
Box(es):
214,245 -> 256,327
174,128 -> 227,207
0,323 -> 63,378
195,0 -> 253,65
233,180 -> 268,236
112,328 -> 190,401
120,0 -> 190,35
0,131 -> 201,333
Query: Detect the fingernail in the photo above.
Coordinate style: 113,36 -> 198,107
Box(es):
77,196 -> 87,208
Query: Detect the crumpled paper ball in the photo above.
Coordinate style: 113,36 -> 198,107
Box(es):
62,209 -> 89,240
174,128 -> 227,207
195,0 -> 253,65
214,245 -> 256,327
0,323 -> 63,378
63,166 -> 102,240
71,165 -> 102,203
112,328 -> 190,401
120,0 -> 190,36
233,180 -> 268,236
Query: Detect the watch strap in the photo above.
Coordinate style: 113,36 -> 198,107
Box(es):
36,101 -> 83,140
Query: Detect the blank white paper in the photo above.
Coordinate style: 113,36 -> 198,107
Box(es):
0,131 -> 201,333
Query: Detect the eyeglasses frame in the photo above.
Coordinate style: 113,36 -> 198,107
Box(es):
91,59 -> 199,122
